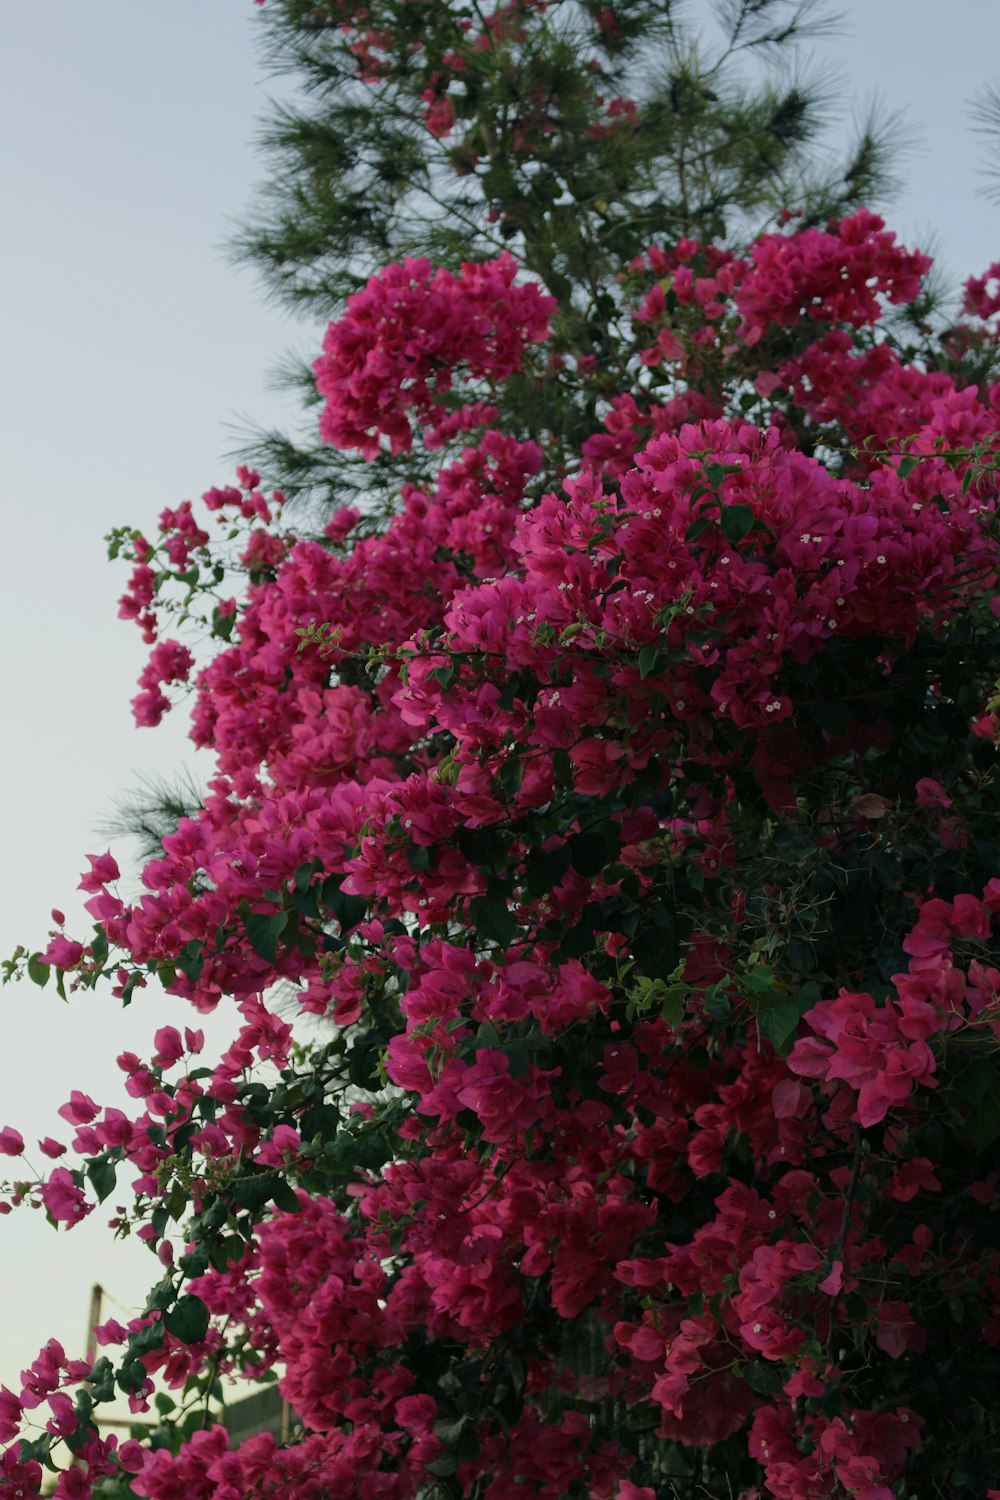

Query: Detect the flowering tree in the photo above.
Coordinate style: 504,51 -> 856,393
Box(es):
5,4 -> 1000,1499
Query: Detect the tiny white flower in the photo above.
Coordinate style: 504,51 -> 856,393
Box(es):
876,554 -> 886,564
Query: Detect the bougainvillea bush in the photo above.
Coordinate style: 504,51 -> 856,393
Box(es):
6,6 -> 1000,1500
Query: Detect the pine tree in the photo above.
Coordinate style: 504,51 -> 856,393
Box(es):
234,0 -> 902,512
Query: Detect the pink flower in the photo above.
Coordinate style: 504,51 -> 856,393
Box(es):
57,1091 -> 100,1127
39,1167 -> 91,1226
45,1392 -> 77,1438
42,936 -> 84,969
915,777 -> 952,809
0,1127 -> 24,1156
78,852 -> 121,893
118,1440 -> 147,1473
152,1026 -> 184,1068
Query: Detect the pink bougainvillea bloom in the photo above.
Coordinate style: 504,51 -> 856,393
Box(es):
78,852 -> 121,893
41,937 -> 84,969
57,1091 -> 100,1127
39,1168 -> 90,1226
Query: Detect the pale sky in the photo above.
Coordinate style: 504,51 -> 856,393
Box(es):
0,0 -> 997,1415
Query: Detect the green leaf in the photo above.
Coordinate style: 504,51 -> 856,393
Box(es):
163,1295 -> 210,1344
551,748 -> 573,786
720,504 -> 754,543
757,999 -> 804,1053
26,953 -> 49,988
810,698 -> 850,737
497,755 -> 524,799
208,1236 -> 247,1272
504,1040 -> 529,1079
271,1177 -> 303,1213
18,1435 -> 53,1467
568,830 -> 608,878
952,1055 -> 997,1106
244,909 -> 289,964
176,940 -> 204,983
435,1414 -> 481,1462
705,462 -> 727,488
320,876 -> 369,933
353,1133 -> 392,1171
755,984 -> 815,1056
86,1158 -> 117,1204
742,1359 -> 783,1394
119,970 -> 145,1006
897,453 -> 919,478
90,928 -> 109,968
961,1068 -> 1000,1152
638,645 -> 660,679
300,1103 -> 341,1140
294,860 -> 320,895
660,984 -> 687,1029
525,843 -> 572,897
117,1358 -> 151,1394
231,1173 -> 279,1211
130,1320 -> 165,1358
472,898 -> 516,948
87,1356 -> 116,1404
743,963 -> 778,996
426,1454 -> 460,1477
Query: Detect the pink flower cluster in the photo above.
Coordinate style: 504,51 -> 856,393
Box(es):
734,209 -> 931,342
791,882 -> 1000,1127
11,213 -> 1000,1500
313,253 -> 554,458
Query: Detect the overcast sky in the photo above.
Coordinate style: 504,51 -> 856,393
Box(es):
0,0 -> 997,1413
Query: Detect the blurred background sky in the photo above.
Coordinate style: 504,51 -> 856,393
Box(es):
0,0 -> 997,1414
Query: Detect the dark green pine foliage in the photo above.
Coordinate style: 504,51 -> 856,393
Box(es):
232,0 -> 904,512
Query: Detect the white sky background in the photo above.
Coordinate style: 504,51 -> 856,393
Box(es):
0,0 -> 998,1417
